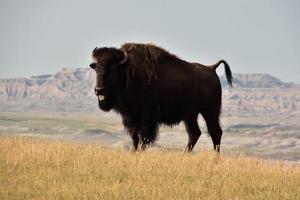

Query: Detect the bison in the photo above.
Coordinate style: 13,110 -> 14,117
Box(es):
90,43 -> 232,152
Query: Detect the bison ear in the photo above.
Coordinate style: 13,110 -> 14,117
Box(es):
118,49 -> 128,66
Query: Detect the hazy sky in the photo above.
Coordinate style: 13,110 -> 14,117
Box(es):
0,0 -> 299,83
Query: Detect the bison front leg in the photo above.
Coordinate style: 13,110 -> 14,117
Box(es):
131,129 -> 140,151
139,103 -> 159,151
122,118 -> 140,151
125,127 -> 140,151
140,122 -> 159,151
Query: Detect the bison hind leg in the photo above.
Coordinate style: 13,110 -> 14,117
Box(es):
184,114 -> 201,152
202,111 -> 223,153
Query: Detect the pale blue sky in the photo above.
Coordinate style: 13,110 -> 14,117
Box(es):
0,0 -> 299,83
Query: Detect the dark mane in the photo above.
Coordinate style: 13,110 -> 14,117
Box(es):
121,43 -> 178,86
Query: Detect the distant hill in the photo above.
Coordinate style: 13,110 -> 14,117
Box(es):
220,73 -> 295,88
0,68 -> 299,113
0,68 -> 95,99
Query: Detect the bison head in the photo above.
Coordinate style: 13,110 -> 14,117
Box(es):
90,47 -> 128,111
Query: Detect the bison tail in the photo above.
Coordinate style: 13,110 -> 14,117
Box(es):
212,60 -> 233,87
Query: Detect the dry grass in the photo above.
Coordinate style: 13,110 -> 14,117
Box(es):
0,137 -> 299,200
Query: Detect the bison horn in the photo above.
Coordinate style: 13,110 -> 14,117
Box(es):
119,50 -> 128,65
93,47 -> 97,53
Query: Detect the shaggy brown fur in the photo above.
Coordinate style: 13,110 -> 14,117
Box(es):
121,43 -> 176,87
90,43 -> 232,152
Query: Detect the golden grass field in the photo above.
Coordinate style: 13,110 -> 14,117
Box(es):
0,137 -> 299,200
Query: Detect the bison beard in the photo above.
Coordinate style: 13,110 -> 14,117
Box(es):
90,43 -> 232,152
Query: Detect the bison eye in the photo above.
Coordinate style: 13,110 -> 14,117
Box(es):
90,63 -> 97,69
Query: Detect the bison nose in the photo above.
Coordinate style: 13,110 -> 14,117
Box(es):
95,87 -> 105,96
90,63 -> 96,69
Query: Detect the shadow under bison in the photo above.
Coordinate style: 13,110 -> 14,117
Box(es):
90,43 -> 232,152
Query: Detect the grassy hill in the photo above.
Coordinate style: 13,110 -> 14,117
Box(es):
0,137 -> 299,200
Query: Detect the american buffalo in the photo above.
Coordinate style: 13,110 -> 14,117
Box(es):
90,43 -> 232,152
